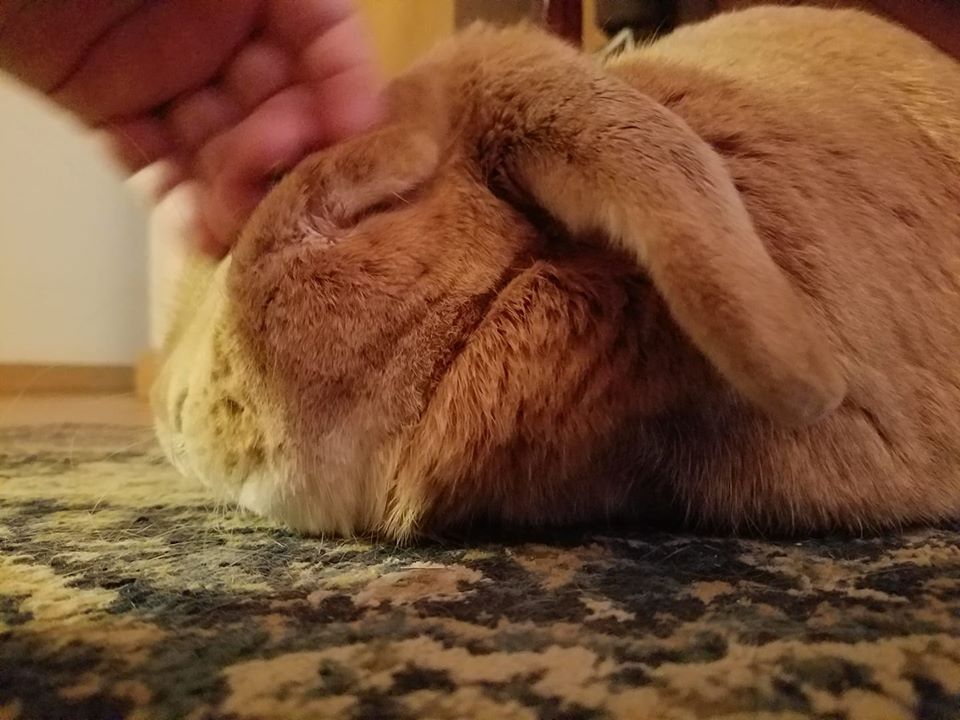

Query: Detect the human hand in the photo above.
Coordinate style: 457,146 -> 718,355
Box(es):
0,0 -> 384,257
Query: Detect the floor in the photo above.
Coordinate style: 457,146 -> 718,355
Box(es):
2,391 -> 960,718
0,393 -> 151,428
3,410 -> 960,719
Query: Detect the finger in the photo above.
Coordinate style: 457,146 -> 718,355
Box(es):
166,87 -> 242,151
265,0 -> 356,50
154,159 -> 190,200
52,0 -> 263,123
300,13 -> 384,142
191,87 -> 305,185
308,62 -> 384,144
199,86 -> 319,243
193,204 -> 232,259
300,11 -> 377,81
224,39 -> 293,111
0,1 -> 153,91
102,116 -> 175,172
199,177 -> 262,252
194,131 -> 231,189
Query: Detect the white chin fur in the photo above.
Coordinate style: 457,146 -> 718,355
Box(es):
235,467 -> 380,537
236,472 -> 276,518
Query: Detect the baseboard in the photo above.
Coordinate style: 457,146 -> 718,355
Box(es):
134,350 -> 158,402
0,363 -> 135,395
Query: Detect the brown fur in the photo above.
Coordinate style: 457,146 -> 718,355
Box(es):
155,5 -> 960,540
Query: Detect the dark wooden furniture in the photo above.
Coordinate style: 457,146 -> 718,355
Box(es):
455,0 -> 584,46
537,0 -> 584,45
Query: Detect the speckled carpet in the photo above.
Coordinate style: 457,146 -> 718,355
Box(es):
1,423 -> 960,720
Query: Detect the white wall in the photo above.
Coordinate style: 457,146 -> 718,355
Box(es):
147,184 -> 194,352
0,75 -> 150,366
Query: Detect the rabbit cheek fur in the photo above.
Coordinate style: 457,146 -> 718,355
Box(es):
153,6 -> 960,540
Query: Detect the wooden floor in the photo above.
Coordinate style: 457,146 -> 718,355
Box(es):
0,394 -> 151,428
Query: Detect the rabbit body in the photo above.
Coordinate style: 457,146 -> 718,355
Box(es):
153,6 -> 960,539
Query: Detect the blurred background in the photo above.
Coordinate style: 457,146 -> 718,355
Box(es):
0,0 -> 955,411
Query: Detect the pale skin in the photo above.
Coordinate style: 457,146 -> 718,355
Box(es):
0,0 -> 383,257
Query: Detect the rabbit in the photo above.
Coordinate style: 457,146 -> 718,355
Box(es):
152,5 -> 960,540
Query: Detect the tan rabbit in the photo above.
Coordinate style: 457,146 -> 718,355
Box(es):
153,5 -> 960,540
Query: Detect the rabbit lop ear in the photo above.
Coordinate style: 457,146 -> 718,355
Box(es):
313,72 -> 454,221
294,71 -> 451,231
491,45 -> 845,426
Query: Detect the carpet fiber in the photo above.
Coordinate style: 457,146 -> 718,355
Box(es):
1,424 -> 959,720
